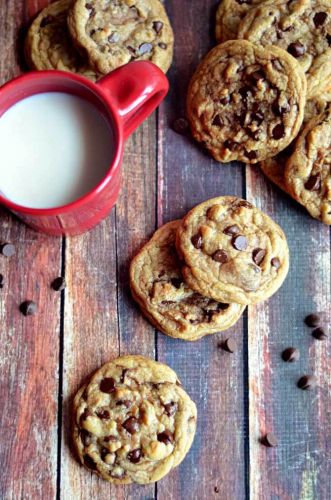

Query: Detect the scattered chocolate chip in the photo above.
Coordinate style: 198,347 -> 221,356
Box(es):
84,454 -> 97,470
172,117 -> 189,134
191,233 -> 203,249
214,487 -> 220,493
1,243 -> 15,257
248,70 -> 265,85
282,347 -> 300,362
122,417 -> 140,434
305,313 -> 321,327
272,59 -> 283,71
158,42 -> 167,49
304,174 -> 321,191
261,433 -> 278,447
116,399 -> 131,408
108,32 -> 120,43
297,375 -> 317,390
79,408 -> 92,426
161,300 -> 176,305
271,257 -> 280,269
220,95 -> 230,105
222,337 -> 236,353
223,139 -> 237,151
164,402 -> 178,416
327,34 -> 331,45
223,225 -> 240,235
80,429 -> 92,446
127,45 -> 136,54
312,327 -> 327,340
153,21 -> 163,33
239,86 -> 250,99
232,235 -> 247,251
90,29 -> 96,36
0,274 -> 3,288
217,303 -> 230,310
104,435 -> 117,442
212,114 -> 223,127
20,300 -> 37,316
252,248 -> 266,265
157,430 -> 173,445
101,448 -> 109,461
96,409 -> 110,419
252,111 -> 264,125
313,11 -> 327,27
99,377 -> 116,394
51,276 -> 65,291
212,250 -> 229,263
120,369 -> 128,383
139,42 -> 153,55
272,99 -> 290,116
40,16 -> 53,28
288,42 -> 305,57
127,448 -> 142,463
245,150 -> 257,160
171,278 -> 182,289
272,123 -> 285,140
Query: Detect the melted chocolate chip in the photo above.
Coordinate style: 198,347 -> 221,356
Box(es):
161,300 -> 176,305
158,42 -> 167,49
212,250 -> 229,263
313,11 -> 327,27
139,43 -> 153,55
327,34 -> 331,45
120,369 -> 128,383
153,21 -> 163,33
232,235 -> 247,251
116,399 -> 131,408
84,454 -> 97,470
171,278 -> 182,289
239,86 -> 250,99
252,248 -> 266,265
122,417 -> 140,434
157,430 -> 174,445
40,16 -> 53,28
212,114 -> 223,127
272,99 -> 290,117
164,401 -> 178,416
287,42 -> 305,57
191,234 -> 203,249
224,139 -> 237,151
304,174 -> 321,191
223,224 -> 240,235
220,95 -> 230,105
248,70 -> 265,85
217,303 -> 230,310
99,377 -> 116,394
245,150 -> 257,160
127,448 -> 142,463
272,123 -> 285,140
104,435 -> 117,442
271,257 -> 280,269
96,409 -> 110,419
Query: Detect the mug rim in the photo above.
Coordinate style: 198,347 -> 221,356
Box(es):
0,70 -> 123,215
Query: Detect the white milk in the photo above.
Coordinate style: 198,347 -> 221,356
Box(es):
0,92 -> 114,208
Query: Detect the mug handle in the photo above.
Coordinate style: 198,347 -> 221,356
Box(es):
97,61 -> 169,140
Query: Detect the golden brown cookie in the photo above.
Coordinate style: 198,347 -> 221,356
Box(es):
130,220 -> 245,341
176,196 -> 290,305
67,0 -> 174,74
25,0 -> 99,80
73,355 -> 197,484
187,40 -> 306,164
238,0 -> 331,98
215,0 -> 266,43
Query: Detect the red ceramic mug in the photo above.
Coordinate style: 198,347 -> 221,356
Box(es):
0,62 -> 168,236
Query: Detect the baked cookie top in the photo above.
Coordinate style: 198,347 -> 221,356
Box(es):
176,196 -> 290,305
73,355 -> 197,484
67,0 -> 174,74
285,104 -> 331,224
187,40 -> 306,164
130,220 -> 245,341
238,0 -> 331,98
25,0 -> 99,80
215,0 -> 265,43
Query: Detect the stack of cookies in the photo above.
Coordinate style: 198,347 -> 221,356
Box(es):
130,196 -> 289,341
25,0 -> 174,81
187,0 -> 331,225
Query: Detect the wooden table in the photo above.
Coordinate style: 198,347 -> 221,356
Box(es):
1,1 -> 330,499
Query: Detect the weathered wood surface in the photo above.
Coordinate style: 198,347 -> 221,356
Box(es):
0,1 -> 330,499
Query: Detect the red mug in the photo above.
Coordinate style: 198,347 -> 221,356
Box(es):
0,62 -> 168,236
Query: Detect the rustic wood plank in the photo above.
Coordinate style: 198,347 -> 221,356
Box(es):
156,1 -> 247,498
0,1 -> 62,498
246,166 -> 331,500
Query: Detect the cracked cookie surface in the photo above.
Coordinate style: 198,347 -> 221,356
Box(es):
73,355 -> 197,484
238,0 -> 331,98
187,40 -> 306,164
176,196 -> 290,305
215,0 -> 265,43
67,0 -> 174,74
285,104 -> 331,224
25,0 -> 99,80
130,220 -> 245,341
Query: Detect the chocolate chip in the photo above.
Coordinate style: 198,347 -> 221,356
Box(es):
172,117 -> 188,134
223,225 -> 240,235
0,274 -> 3,288
271,257 -> 280,269
312,327 -> 327,340
327,34 -> 331,45
51,277 -> 65,291
245,150 -> 257,160
79,408 -> 92,426
101,448 -> 109,461
252,248 -> 266,266
272,123 -> 285,140
80,429 -> 92,446
153,21 -> 163,33
212,114 -> 223,127
313,11 -> 327,27
261,433 -> 278,447
272,59 -> 283,71
237,200 -> 253,209
127,45 -> 136,54
164,402 -> 178,416
84,454 -> 97,470
99,377 -> 116,394
120,369 -> 128,383
272,99 -> 290,116
139,42 -> 153,55
282,347 -> 300,362
96,409 -> 110,419
239,86 -> 250,99
158,42 -> 167,49
248,70 -> 265,85
214,486 -> 220,493
171,278 -> 182,289
1,243 -> 15,257
288,42 -> 305,57
20,300 -> 37,316
304,174 -> 321,191
127,448 -> 142,463
217,303 -> 230,310
161,300 -> 176,305
252,111 -> 264,125
236,0 -> 252,3
108,32 -> 120,43
220,95 -> 230,105
122,417 -> 140,434
191,234 -> 203,249
232,235 -> 247,251
157,430 -> 173,445
40,16 -> 53,28
85,2 -> 93,8
297,375 -> 317,390
104,435 -> 117,442
305,313 -> 321,327
116,399 -> 131,408
212,250 -> 229,263
224,139 -> 238,151
222,337 -> 236,353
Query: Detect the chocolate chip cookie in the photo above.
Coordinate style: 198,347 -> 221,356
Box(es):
176,196 -> 290,305
67,0 -> 174,74
259,150 -> 291,193
130,221 -> 245,341
187,40 -> 306,164
238,0 -> 331,98
25,0 -> 99,80
285,104 -> 331,224
215,0 -> 265,43
73,355 -> 197,484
